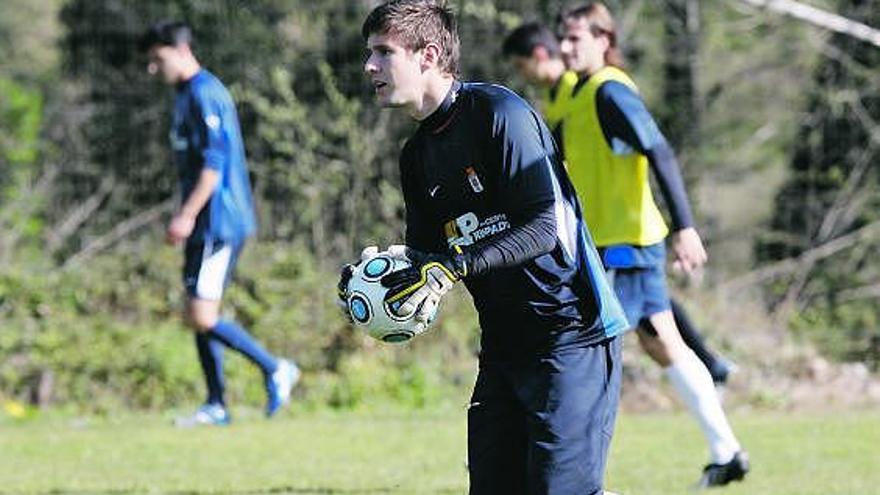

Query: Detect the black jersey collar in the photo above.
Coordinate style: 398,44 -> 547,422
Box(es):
421,79 -> 463,134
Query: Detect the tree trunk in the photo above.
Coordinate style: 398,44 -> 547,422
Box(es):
660,0 -> 702,157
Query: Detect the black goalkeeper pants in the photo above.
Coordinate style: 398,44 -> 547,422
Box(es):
468,336 -> 622,495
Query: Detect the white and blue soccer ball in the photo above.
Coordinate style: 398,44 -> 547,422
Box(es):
346,249 -> 437,343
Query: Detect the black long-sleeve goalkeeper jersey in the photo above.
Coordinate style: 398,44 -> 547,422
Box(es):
399,81 -> 628,360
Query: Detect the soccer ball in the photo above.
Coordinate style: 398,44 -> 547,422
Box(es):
346,250 -> 437,343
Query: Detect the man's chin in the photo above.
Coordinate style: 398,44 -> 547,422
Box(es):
376,95 -> 406,109
565,62 -> 588,74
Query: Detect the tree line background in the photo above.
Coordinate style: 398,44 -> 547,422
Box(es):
1,0 -> 879,413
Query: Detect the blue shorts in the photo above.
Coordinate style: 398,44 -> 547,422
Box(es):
183,238 -> 243,301
601,243 -> 671,328
468,336 -> 622,495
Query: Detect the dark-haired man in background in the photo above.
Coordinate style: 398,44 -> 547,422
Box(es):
141,21 -> 299,427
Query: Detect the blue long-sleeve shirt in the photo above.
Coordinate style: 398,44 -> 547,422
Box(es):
171,69 -> 257,243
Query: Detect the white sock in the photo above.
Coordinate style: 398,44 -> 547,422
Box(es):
665,351 -> 741,464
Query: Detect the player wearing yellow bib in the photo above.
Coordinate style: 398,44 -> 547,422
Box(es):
558,3 -> 749,488
502,23 -> 739,392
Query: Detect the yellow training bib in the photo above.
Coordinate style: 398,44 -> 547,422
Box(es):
541,70 -> 579,131
562,66 -> 668,247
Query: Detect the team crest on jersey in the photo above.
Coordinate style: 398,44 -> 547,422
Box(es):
465,167 -> 484,193
205,114 -> 221,130
445,211 -> 510,248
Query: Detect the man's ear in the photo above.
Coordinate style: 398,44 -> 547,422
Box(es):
420,42 -> 442,72
597,34 -> 611,54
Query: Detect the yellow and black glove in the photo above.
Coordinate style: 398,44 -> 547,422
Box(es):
381,245 -> 468,324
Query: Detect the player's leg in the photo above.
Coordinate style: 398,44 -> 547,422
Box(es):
670,299 -> 735,385
633,257 -> 743,465
195,330 -> 225,406
519,336 -> 623,495
640,312 -> 748,486
612,246 -> 748,486
174,241 -> 230,427
468,364 -> 529,495
185,239 -> 299,417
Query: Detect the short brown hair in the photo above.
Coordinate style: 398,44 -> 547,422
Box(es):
560,2 -> 625,68
362,0 -> 460,76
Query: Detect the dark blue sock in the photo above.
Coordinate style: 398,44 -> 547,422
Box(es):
195,332 -> 225,406
210,319 -> 278,376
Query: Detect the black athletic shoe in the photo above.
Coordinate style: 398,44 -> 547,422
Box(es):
709,357 -> 738,385
696,451 -> 750,488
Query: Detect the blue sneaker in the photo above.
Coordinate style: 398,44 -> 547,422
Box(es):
174,403 -> 230,428
265,359 -> 300,417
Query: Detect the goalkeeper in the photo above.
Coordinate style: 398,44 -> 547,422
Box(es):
343,2 -> 630,493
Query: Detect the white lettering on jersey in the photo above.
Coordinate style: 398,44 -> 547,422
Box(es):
445,212 -> 510,247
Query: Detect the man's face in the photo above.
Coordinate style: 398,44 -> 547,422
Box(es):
147,45 -> 188,85
509,53 -> 543,86
559,17 -> 608,75
364,32 -> 425,109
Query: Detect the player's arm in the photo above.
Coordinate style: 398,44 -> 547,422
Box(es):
167,169 -> 220,244
167,90 -> 228,245
381,196 -> 556,322
596,81 -> 706,272
463,202 -> 556,276
460,101 -> 560,276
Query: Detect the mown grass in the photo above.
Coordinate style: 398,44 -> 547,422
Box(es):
0,409 -> 877,494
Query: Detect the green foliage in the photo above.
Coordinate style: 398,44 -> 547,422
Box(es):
0,242 -> 480,411
236,63 -> 405,258
1,0 -> 876,412
756,0 -> 880,367
0,77 -> 48,284
0,79 -> 42,167
0,0 -> 62,83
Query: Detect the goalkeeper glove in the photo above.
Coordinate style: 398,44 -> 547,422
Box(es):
381,246 -> 468,324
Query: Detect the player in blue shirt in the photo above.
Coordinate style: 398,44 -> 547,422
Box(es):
347,2 -> 629,493
141,21 -> 299,426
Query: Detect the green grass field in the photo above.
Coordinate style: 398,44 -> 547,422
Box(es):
0,409 -> 878,494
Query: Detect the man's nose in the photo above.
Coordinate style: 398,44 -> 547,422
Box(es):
560,40 -> 572,55
364,55 -> 379,74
